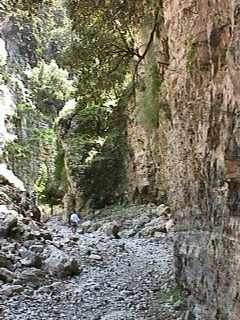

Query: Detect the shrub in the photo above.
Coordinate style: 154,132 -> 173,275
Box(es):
27,59 -> 75,115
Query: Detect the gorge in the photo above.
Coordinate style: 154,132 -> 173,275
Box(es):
0,0 -> 240,319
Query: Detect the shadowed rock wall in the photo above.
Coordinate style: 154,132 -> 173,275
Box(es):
127,0 -> 240,318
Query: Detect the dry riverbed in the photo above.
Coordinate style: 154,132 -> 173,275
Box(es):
0,205 -> 187,320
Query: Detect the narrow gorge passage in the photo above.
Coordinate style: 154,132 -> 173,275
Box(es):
0,206 -> 185,320
3,0 -> 240,318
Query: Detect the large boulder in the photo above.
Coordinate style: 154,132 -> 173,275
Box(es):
100,221 -> 121,239
0,284 -> 23,297
0,205 -> 18,237
0,164 -> 25,192
0,253 -> 13,269
0,267 -> 15,283
43,245 -> 80,278
16,268 -> 46,288
140,216 -> 175,237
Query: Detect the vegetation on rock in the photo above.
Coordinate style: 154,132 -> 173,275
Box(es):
1,0 -> 168,212
27,60 -> 75,116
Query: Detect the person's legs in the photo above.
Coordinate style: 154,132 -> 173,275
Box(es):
71,222 -> 77,233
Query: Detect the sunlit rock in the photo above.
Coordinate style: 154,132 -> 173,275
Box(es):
0,84 -> 16,155
0,164 -> 25,191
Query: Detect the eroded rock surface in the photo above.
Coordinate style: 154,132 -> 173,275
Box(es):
125,1 -> 240,318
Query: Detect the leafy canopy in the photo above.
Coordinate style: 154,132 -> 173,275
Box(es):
65,0 -> 137,101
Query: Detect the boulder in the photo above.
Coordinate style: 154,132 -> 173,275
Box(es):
100,221 -> 121,239
43,245 -> 80,278
0,253 -> 13,268
141,216 -> 175,237
0,267 -> 15,283
156,204 -> 170,217
20,254 -> 42,268
88,254 -> 103,261
16,268 -> 46,288
141,216 -> 168,237
0,284 -> 23,297
80,220 -> 92,233
63,259 -> 80,277
165,219 -> 175,232
0,164 -> 25,191
0,206 -> 18,237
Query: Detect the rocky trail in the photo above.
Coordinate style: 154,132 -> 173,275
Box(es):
0,205 -> 186,320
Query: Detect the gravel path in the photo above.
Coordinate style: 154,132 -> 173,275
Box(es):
0,208 -> 186,320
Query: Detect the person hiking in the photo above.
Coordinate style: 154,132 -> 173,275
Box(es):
69,211 -> 81,233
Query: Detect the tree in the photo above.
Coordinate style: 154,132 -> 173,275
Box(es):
65,0 -> 138,101
27,60 -> 75,116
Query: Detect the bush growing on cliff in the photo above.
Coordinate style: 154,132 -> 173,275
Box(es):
31,2 -> 72,65
138,60 -> 161,130
136,41 -> 164,131
27,60 -> 75,116
186,39 -> 197,74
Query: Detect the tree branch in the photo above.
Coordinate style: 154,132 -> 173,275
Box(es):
134,10 -> 160,75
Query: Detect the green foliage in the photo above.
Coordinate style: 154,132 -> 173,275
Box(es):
4,102 -> 57,192
36,166 -> 64,207
186,39 -> 197,74
53,141 -> 65,182
27,60 -> 75,116
65,0 -> 137,100
31,3 -> 72,65
5,114 -> 55,161
137,44 -> 163,131
68,102 -> 127,209
139,61 -> 161,130
34,163 -> 48,200
4,141 -> 29,159
7,102 -> 65,208
155,287 -> 187,310
141,0 -> 161,26
0,0 -> 55,17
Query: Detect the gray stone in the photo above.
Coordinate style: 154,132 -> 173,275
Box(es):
0,207 -> 18,238
0,284 -> 23,297
100,221 -> 121,238
43,245 -> 80,278
88,254 -> 103,261
0,253 -> 13,268
16,268 -> 46,287
0,267 -> 15,282
156,204 -> 170,217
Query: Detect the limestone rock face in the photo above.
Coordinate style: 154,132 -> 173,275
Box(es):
127,0 -> 240,318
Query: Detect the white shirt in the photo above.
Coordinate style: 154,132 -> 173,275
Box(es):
70,213 -> 80,224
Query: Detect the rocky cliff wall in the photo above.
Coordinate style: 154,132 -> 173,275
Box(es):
0,14 -> 50,189
0,5 -> 72,213
127,0 -> 240,318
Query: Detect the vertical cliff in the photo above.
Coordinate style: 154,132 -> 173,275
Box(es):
0,3 -> 73,213
127,0 -> 240,318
